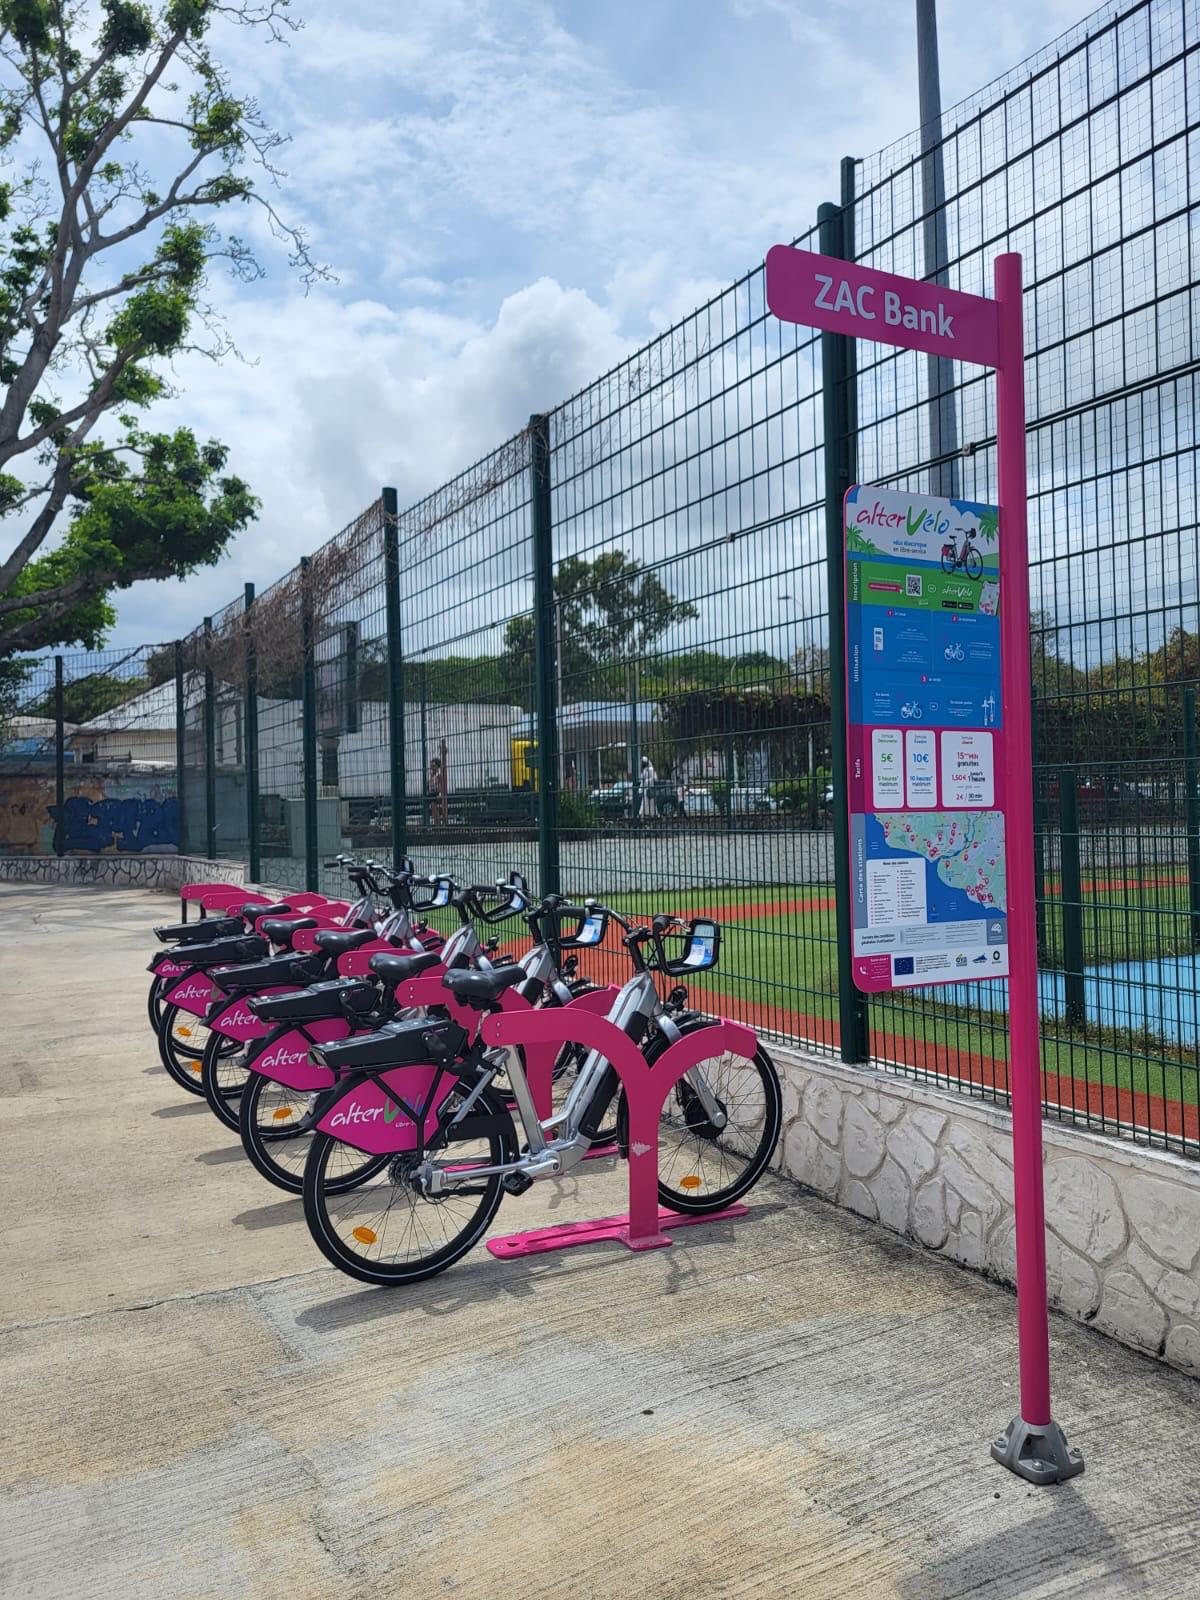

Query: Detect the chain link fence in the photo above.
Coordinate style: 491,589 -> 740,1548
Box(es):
5,0 -> 1200,1156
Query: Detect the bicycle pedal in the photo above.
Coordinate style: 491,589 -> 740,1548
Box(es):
503,1171 -> 534,1196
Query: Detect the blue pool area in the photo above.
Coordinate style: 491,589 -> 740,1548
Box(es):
916,955 -> 1200,1046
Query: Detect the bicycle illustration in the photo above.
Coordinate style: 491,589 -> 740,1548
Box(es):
941,526 -> 984,579
944,642 -> 965,662
900,700 -> 923,719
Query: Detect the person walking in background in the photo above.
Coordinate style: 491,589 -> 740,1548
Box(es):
639,754 -> 657,818
428,750 -> 448,825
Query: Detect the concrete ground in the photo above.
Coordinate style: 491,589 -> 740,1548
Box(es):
2,883 -> 1199,1600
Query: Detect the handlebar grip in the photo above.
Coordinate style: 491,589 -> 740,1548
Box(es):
323,859 -> 340,868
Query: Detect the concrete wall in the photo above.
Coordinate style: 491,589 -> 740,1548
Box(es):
771,1043 -> 1200,1378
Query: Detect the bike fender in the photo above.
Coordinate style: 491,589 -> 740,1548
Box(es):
245,1016 -> 351,1090
205,987 -> 295,1041
148,952 -> 188,978
315,1066 -> 453,1154
162,970 -> 217,1017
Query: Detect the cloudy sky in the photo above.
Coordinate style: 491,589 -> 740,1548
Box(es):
107,0 -> 1098,645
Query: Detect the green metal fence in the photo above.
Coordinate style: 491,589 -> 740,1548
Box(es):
6,0 -> 1200,1157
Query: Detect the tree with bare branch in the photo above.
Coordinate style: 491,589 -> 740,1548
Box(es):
0,0 -> 322,657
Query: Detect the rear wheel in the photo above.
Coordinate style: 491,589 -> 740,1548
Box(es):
239,1071 -> 389,1194
157,1002 -> 208,1094
618,1016 -> 782,1214
147,975 -> 165,1035
200,1031 -> 251,1130
303,1081 -> 516,1286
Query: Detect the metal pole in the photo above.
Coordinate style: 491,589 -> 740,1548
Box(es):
991,252 -> 1082,1483
300,558 -> 319,892
382,487 -> 408,867
916,0 -> 958,498
1184,688 -> 1200,946
629,660 -> 641,826
244,583 -> 260,883
53,655 -> 65,856
203,616 -> 216,861
420,663 -> 429,829
529,412 -> 560,893
820,194 -> 871,1066
174,641 -> 186,886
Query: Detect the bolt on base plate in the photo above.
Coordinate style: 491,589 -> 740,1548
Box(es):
991,1416 -> 1084,1484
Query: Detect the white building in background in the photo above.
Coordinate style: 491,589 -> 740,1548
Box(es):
67,675 -> 527,796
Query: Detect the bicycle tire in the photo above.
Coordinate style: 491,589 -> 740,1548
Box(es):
239,1071 -> 390,1195
965,546 -> 984,579
147,974 -> 165,1035
303,1080 -> 516,1287
200,1030 -> 250,1130
157,1001 -> 207,1095
941,549 -> 956,575
617,1016 -> 782,1214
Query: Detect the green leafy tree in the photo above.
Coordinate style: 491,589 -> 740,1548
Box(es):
0,0 -> 321,656
500,552 -> 698,709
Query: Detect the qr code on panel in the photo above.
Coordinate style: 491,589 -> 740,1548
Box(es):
905,574 -> 922,597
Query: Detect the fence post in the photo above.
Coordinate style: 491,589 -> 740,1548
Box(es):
1059,768 -> 1086,1027
419,662 -> 430,829
628,659 -> 641,826
820,183 -> 870,1065
203,616 -> 216,861
382,487 -> 408,867
53,655 -> 65,856
300,556 -> 319,891
1032,693 -> 1047,961
1184,688 -> 1200,947
244,583 -> 260,884
174,641 -> 186,857
529,413 -> 560,892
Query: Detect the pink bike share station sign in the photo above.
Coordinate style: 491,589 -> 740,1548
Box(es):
766,243 -> 1083,1484
845,483 -> 1007,994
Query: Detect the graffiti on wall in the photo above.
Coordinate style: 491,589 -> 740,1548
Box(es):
0,774 -> 179,855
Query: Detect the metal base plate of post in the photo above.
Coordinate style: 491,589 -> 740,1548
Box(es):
486,1203 -> 748,1260
991,1416 -> 1084,1484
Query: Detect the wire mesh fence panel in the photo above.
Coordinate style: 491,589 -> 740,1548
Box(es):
850,0 -> 1200,1151
309,501 -> 390,898
546,248 -> 842,1047
247,563 -> 308,891
1,645 -> 180,856
178,624 -> 208,859
394,435 -> 541,891
0,653 -> 59,854
205,592 -> 248,866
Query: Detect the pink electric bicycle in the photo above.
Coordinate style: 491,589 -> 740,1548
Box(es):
299,899 -> 782,1287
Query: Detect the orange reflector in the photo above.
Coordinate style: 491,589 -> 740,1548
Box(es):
189,1062 -> 202,1074
679,1175 -> 703,1190
352,1226 -> 377,1246
272,1107 -> 295,1121
177,1027 -> 193,1038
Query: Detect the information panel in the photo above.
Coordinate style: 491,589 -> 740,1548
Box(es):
845,484 -> 1008,992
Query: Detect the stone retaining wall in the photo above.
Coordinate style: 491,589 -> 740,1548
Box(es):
770,1042 -> 1200,1378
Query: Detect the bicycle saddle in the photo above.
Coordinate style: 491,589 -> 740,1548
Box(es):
441,964 -> 524,1009
368,949 -> 442,990
248,977 -> 378,1024
312,927 -> 378,958
260,916 -> 319,948
155,915 -> 243,945
242,901 -> 295,925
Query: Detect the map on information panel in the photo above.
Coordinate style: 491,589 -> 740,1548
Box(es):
844,484 -> 1009,992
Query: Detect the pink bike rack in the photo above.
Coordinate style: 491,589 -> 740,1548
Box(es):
479,1008 -> 757,1255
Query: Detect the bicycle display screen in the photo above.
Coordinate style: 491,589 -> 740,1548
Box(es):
683,922 -> 718,969
575,914 -> 604,946
431,878 -> 452,908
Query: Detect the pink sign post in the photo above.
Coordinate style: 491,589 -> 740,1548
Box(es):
766,244 -> 1083,1484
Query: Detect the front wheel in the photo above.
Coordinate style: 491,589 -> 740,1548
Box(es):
618,1016 -> 782,1214
200,1030 -> 251,1130
965,545 -> 983,579
303,1081 -> 517,1287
